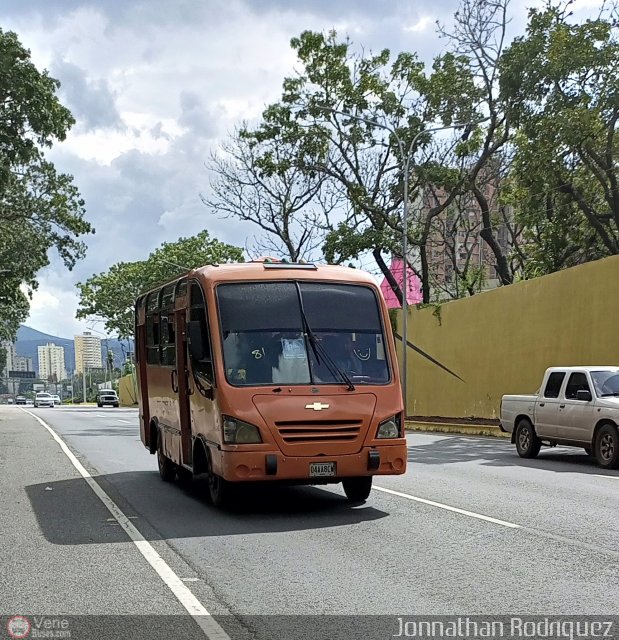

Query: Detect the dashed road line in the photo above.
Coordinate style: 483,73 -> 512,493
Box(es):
373,484 -> 619,559
373,485 -> 520,528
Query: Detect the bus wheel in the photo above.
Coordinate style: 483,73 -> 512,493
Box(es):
207,469 -> 233,508
342,476 -> 372,503
177,467 -> 193,489
157,436 -> 176,482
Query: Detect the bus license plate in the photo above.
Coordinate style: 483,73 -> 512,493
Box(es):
310,462 -> 336,477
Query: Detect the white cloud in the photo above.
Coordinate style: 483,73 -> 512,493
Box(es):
0,0 -> 606,339
25,274 -> 92,338
404,16 -> 433,33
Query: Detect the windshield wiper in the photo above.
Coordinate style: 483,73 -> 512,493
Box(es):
600,392 -> 619,397
296,283 -> 355,391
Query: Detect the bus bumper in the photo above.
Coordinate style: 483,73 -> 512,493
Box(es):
214,444 -> 408,482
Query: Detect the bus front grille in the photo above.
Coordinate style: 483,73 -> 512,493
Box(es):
274,419 -> 362,443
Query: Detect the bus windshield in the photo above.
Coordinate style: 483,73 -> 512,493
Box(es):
217,281 -> 390,386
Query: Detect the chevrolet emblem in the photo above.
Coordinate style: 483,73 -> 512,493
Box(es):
305,402 -> 330,411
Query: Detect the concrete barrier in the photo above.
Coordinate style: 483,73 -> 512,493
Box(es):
406,420 -> 509,438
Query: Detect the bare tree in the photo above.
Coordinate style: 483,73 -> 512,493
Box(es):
438,0 -> 516,286
202,127 -> 336,262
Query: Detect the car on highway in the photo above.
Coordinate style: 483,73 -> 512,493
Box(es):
15,396 -> 26,405
500,366 -> 619,469
51,395 -> 62,406
96,389 -> 119,407
34,392 -> 55,408
7,398 -> 14,404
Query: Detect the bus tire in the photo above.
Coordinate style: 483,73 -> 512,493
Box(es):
157,434 -> 176,482
342,476 -> 372,503
207,471 -> 233,508
177,467 -> 193,489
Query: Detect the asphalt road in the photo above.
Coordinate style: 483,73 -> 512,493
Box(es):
2,405 -> 619,639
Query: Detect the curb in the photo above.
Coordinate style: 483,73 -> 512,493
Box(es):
405,420 -> 510,438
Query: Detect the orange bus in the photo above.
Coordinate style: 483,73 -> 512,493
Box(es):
135,258 -> 407,507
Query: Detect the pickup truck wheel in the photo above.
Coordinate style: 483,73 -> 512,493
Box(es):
515,419 -> 541,458
595,423 -> 619,469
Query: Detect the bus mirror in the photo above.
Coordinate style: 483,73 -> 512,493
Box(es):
188,321 -> 205,361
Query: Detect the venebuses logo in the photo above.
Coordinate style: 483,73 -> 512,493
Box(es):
7,616 -> 31,639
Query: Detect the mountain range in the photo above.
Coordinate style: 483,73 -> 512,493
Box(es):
15,326 -> 132,375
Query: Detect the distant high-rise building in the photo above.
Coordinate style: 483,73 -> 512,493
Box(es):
1,341 -> 16,378
74,332 -> 102,374
38,343 -> 67,382
12,355 -> 33,373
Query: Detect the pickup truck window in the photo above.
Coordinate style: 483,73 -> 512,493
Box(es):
565,372 -> 590,400
544,372 -> 565,398
591,371 -> 619,397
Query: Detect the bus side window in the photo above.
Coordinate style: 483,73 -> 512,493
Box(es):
189,282 -> 213,379
135,296 -> 145,363
160,284 -> 176,366
146,290 -> 161,365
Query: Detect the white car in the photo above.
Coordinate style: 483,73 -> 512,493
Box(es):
97,389 -> 119,407
34,392 -> 55,408
51,395 -> 62,406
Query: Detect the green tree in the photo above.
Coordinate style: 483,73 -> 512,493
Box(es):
0,29 -> 93,340
500,1 -> 619,274
0,344 -> 6,376
76,230 -> 243,339
244,9 -> 517,303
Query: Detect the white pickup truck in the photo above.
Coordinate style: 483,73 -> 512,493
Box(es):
500,366 -> 619,469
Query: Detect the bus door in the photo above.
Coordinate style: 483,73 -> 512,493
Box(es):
173,280 -> 192,466
186,281 -> 217,449
136,298 -> 150,448
175,310 -> 193,466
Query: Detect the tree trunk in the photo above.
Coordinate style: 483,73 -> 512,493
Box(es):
373,248 -> 403,305
473,185 -> 513,286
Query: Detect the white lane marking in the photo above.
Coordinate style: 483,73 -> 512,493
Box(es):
21,409 -> 230,640
594,474 -> 619,480
373,485 -> 520,529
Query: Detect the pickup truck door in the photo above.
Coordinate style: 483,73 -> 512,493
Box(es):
560,371 -> 595,442
534,371 -> 567,438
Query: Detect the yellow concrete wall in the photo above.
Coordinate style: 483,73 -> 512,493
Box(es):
118,373 -> 138,406
401,255 -> 619,420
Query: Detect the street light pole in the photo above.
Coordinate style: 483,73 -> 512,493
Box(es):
82,355 -> 87,404
319,107 -> 487,415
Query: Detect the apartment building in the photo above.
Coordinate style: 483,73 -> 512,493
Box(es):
38,343 -> 67,382
13,356 -> 33,372
1,341 -> 16,378
412,171 -> 515,301
74,332 -> 102,374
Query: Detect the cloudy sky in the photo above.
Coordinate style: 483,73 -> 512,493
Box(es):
1,0 -> 601,339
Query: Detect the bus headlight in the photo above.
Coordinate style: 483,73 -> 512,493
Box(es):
377,415 -> 401,439
222,416 -> 262,444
